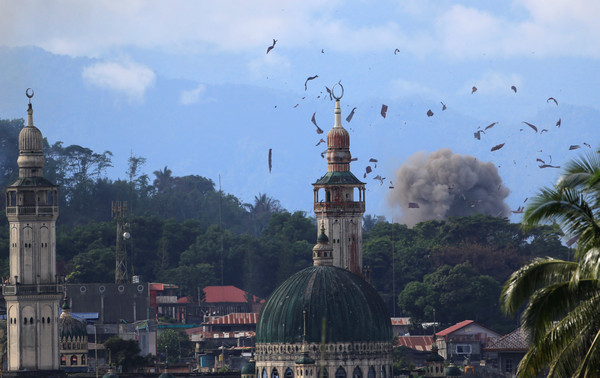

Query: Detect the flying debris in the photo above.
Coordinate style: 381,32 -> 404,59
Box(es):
394,48 -> 400,55
325,86 -> 333,101
523,121 -> 538,132
569,145 -> 581,150
321,49 -> 325,53
536,158 -> 545,164
315,138 -> 326,146
471,86 -> 478,94
474,130 -> 483,140
584,143 -> 591,148
380,104 -> 388,118
540,129 -> 548,134
484,122 -> 498,131
539,164 -> 560,169
566,233 -> 581,247
408,202 -> 420,208
266,39 -> 277,54
320,150 -> 327,158
304,75 -> 318,90
511,85 -> 517,93
346,107 -> 356,123
547,97 -> 558,106
293,104 -> 299,108
311,112 -> 324,134
512,206 -> 524,214
268,148 -> 272,173
556,118 -> 562,127
427,109 -> 434,117
365,166 -> 372,174
369,158 -> 378,163
441,102 -> 447,111
351,157 -> 358,162
491,143 -> 505,152
373,175 -> 385,185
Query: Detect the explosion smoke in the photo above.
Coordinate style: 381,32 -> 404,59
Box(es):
388,148 -> 510,227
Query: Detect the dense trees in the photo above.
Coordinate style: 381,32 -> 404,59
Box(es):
0,117 -> 575,339
501,150 -> 600,377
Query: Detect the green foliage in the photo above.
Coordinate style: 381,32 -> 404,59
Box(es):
157,329 -> 193,364
103,336 -> 146,372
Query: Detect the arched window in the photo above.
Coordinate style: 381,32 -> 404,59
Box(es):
318,368 -> 329,378
285,367 -> 294,378
368,367 -> 375,378
81,355 -> 86,365
263,368 -> 268,378
381,366 -> 386,378
353,367 -> 362,378
272,367 -> 280,378
71,355 -> 78,365
335,367 -> 346,378
60,356 -> 66,366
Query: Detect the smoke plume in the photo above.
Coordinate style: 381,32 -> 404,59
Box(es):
388,148 -> 510,227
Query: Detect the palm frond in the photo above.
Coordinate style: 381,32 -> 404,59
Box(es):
501,258 -> 578,316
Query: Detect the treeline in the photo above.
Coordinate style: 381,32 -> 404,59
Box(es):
0,118 -> 571,333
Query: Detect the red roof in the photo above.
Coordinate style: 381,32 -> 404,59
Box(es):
391,317 -> 411,326
436,320 -> 474,336
202,286 -> 264,304
395,336 -> 434,351
205,313 -> 259,325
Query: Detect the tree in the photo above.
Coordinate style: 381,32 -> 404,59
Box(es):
501,149 -> 600,377
157,329 -> 193,364
103,336 -> 146,372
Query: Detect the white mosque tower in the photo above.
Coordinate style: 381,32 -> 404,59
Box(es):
3,90 -> 62,373
312,84 -> 366,276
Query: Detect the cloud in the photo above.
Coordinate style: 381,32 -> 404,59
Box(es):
180,84 -> 207,105
390,78 -> 439,99
82,60 -> 155,102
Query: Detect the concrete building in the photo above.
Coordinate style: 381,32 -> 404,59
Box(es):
3,93 -> 63,375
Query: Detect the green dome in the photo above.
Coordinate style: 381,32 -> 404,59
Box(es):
241,359 -> 256,374
59,315 -> 87,339
256,265 -> 392,344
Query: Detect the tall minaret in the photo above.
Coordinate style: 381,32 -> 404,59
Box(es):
312,85 -> 366,276
3,90 -> 61,371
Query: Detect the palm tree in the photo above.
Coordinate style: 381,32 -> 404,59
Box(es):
501,149 -> 600,377
153,166 -> 173,193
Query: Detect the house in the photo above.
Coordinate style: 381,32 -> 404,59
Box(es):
483,327 -> 529,377
391,317 -> 412,336
201,286 -> 264,317
435,320 -> 501,363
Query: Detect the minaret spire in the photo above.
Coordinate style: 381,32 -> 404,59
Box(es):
313,84 -> 366,276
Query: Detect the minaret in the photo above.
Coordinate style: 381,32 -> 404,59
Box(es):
313,84 -> 366,276
3,90 -> 62,371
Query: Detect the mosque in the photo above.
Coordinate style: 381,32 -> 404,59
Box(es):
254,88 -> 394,378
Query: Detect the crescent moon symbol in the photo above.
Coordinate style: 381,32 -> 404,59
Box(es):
26,88 -> 34,99
332,81 -> 344,101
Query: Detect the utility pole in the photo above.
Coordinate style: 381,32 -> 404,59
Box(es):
112,201 -> 129,284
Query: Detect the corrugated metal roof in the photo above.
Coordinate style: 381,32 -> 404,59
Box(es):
391,317 -> 411,326
202,285 -> 264,304
205,313 -> 259,325
395,336 -> 434,351
436,320 -> 474,336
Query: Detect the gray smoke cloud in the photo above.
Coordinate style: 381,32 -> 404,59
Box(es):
388,148 -> 510,227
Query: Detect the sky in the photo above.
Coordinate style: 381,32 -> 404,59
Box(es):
0,0 -> 599,224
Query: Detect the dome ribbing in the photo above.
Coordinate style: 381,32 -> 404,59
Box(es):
256,265 -> 392,344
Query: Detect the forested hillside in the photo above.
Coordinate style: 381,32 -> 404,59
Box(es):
0,118 -> 570,332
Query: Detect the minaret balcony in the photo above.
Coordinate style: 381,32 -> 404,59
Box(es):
6,205 -> 58,217
314,201 -> 365,213
2,283 -> 62,296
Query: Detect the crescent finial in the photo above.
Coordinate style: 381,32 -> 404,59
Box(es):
332,81 -> 344,101
26,88 -> 34,103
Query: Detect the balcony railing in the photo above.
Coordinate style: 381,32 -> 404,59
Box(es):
314,201 -> 365,213
6,206 -> 58,216
2,284 -> 61,296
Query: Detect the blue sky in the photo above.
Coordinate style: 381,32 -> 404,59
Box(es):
0,0 -> 599,224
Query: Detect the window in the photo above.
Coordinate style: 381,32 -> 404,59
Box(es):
285,368 -> 294,378
381,366 -> 386,378
263,368 -> 268,378
353,367 -> 362,378
335,367 -> 346,378
272,368 -> 279,378
60,356 -> 66,366
71,355 -> 78,365
368,367 -> 375,378
81,355 -> 86,365
455,344 -> 472,354
505,358 -> 513,373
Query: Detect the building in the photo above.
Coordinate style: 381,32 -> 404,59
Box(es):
3,93 -> 63,375
483,327 -> 529,377
435,320 -> 501,363
58,297 -> 88,373
201,285 -> 265,317
255,88 -> 393,378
